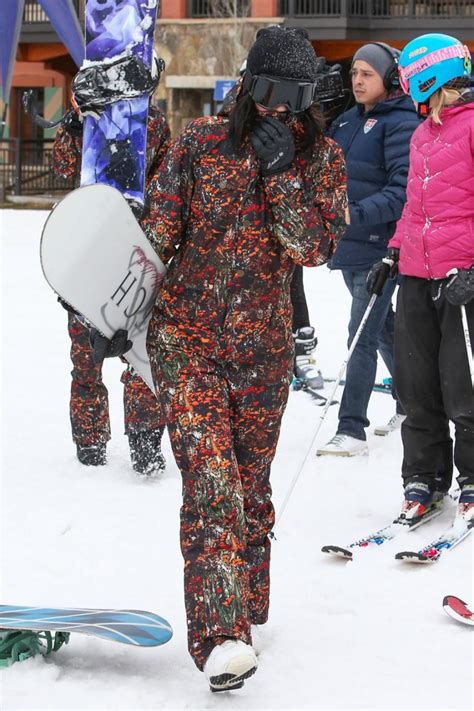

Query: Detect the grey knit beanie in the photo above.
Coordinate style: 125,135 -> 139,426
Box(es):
247,26 -> 320,82
352,43 -> 399,82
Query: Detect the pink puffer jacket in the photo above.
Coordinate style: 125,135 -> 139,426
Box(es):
390,99 -> 474,279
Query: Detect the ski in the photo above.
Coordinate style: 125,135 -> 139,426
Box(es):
443,595 -> 474,626
292,377 -> 338,407
395,513 -> 472,564
321,498 -> 448,560
323,376 -> 392,394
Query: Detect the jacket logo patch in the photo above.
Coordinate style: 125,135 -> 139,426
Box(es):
364,119 -> 378,134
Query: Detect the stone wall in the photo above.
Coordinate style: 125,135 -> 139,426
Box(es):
153,19 -> 281,135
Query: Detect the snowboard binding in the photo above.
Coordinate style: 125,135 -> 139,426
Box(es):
0,629 -> 70,668
72,54 -> 165,117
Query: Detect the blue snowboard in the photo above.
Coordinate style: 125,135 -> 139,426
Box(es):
80,0 -> 159,209
0,605 -> 172,647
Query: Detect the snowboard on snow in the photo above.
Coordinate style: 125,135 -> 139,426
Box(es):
0,605 -> 172,647
80,0 -> 160,211
40,184 -> 166,391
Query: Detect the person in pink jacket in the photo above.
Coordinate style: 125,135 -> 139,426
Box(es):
367,33 -> 474,524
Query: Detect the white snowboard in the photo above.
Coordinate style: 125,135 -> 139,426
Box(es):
40,184 -> 166,392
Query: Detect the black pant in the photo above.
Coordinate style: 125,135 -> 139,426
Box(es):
394,277 -> 474,491
291,265 -> 310,332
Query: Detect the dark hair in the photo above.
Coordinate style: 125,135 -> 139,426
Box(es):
228,93 -> 326,155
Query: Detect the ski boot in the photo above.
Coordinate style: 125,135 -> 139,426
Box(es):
401,481 -> 445,523
458,484 -> 474,523
128,427 -> 166,477
76,443 -> 107,466
293,326 -> 324,390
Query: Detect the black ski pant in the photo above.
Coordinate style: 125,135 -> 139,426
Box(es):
290,265 -> 310,332
394,276 -> 474,492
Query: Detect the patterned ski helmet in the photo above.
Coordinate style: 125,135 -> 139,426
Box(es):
398,33 -> 471,103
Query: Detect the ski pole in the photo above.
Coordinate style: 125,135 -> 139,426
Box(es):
460,304 -> 474,389
275,292 -> 379,529
446,269 -> 474,390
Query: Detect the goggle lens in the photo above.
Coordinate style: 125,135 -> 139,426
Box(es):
245,73 -> 316,113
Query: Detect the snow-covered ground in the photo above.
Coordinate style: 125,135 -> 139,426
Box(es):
1,209 -> 472,710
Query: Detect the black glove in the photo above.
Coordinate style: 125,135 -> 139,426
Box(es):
445,267 -> 474,306
250,116 -> 295,176
89,328 -> 133,365
62,108 -> 83,138
366,248 -> 399,296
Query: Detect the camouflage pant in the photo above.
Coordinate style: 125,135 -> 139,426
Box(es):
68,314 -> 164,445
152,343 -> 292,669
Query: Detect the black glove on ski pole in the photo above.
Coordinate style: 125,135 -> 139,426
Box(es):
366,248 -> 399,296
445,268 -> 474,389
89,329 -> 133,365
445,266 -> 474,306
250,116 -> 295,176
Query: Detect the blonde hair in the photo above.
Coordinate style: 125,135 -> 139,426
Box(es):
429,87 -> 464,124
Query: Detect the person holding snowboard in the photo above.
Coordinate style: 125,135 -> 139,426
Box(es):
316,42 -> 420,456
51,76 -> 170,475
221,74 -> 324,391
367,33 -> 474,522
136,26 -> 347,690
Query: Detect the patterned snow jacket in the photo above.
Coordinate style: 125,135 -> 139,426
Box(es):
389,95 -> 474,279
51,105 -> 171,187
328,94 -> 420,271
141,111 -> 347,366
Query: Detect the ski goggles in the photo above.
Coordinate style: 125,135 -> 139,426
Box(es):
398,44 -> 471,95
243,71 -> 317,113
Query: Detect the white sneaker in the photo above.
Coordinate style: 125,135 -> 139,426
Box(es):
374,413 -> 406,436
204,639 -> 257,692
316,433 -> 368,457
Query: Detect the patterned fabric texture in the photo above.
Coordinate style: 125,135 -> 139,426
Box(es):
142,109 -> 347,668
68,314 -> 164,445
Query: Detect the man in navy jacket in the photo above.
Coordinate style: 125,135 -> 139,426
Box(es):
317,42 -> 420,456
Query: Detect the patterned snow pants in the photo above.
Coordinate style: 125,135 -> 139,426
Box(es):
68,314 -> 164,445
152,341 -> 292,670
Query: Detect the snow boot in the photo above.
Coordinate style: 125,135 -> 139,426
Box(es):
293,326 -> 324,390
128,427 -> 166,477
204,639 -> 257,692
316,433 -> 368,457
458,484 -> 474,523
374,413 -> 406,436
76,443 -> 107,466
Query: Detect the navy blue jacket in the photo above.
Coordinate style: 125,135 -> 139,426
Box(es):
328,95 -> 420,271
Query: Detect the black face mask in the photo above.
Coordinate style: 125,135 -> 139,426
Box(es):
243,70 -> 316,113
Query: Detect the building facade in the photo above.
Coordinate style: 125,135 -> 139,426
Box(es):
1,0 -> 473,195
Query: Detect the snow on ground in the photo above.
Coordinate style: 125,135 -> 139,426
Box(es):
0,208 -> 472,711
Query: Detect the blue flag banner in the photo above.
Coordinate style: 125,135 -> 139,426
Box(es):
38,0 -> 85,68
0,0 -> 25,102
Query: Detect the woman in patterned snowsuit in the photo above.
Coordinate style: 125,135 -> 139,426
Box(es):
51,105 -> 170,473
142,27 -> 347,689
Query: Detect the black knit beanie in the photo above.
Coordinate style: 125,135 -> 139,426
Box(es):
247,26 -> 320,82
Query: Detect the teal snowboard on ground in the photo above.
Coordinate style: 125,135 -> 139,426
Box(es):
0,604 -> 173,666
0,605 -> 172,646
